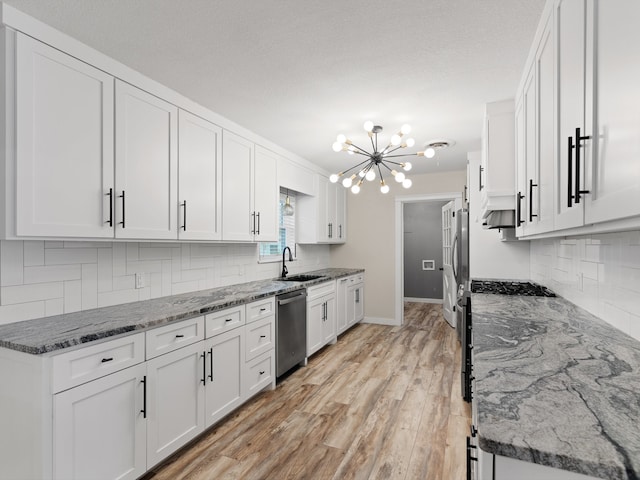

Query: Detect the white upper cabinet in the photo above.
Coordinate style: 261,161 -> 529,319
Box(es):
583,0 -> 640,224
115,80 -> 178,239
14,33 -> 115,238
296,175 -> 346,244
221,130 -> 253,241
555,0 -> 588,230
221,133 -> 278,242
253,145 -> 279,242
178,110 -> 222,241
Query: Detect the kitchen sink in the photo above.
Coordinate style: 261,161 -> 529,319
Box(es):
280,274 -> 326,282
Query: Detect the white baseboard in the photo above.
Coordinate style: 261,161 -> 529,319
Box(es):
363,316 -> 400,326
403,297 -> 443,304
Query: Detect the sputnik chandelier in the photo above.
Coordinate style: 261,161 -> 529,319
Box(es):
330,121 -> 436,194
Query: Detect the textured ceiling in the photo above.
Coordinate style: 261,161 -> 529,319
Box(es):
5,0 -> 545,176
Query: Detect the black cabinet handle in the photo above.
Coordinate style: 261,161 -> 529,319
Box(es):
106,188 -> 113,227
339,224 -> 342,239
101,357 -> 113,363
225,318 -> 234,322
181,200 -> 187,231
208,348 -> 213,382
529,179 -> 538,222
574,127 -> 591,204
175,334 -> 184,338
201,352 -> 206,385
140,376 -> 147,418
355,289 -> 360,303
470,425 -> 478,437
260,335 -> 266,338
256,212 -> 260,235
516,192 -> 524,227
119,191 -> 126,228
259,370 -> 265,375
479,165 -> 484,191
567,135 -> 574,207
466,437 -> 478,480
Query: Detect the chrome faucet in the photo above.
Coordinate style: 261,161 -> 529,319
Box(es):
281,246 -> 293,278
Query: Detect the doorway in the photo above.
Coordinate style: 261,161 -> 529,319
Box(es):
394,192 -> 462,325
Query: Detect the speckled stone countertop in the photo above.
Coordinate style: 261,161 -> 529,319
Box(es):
472,293 -> 640,480
0,268 -> 363,355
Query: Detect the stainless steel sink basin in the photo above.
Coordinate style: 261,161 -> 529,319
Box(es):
280,274 -> 325,282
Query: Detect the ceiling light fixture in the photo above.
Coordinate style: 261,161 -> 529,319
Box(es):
330,122 -> 434,194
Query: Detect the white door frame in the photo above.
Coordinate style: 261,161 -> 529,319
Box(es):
394,192 -> 462,325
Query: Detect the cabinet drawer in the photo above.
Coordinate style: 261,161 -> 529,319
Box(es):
244,351 -> 273,400
145,316 -> 204,359
245,316 -> 274,361
307,280 -> 336,299
52,333 -> 145,393
205,305 -> 245,338
246,298 -> 275,324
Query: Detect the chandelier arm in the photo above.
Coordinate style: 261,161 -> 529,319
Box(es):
382,153 -> 418,159
382,160 -> 404,166
385,145 -> 403,154
379,162 -> 394,172
347,143 -> 371,155
370,134 -> 376,153
377,164 -> 385,183
341,158 -> 374,176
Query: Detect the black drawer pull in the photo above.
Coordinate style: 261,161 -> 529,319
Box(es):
175,334 -> 185,338
201,352 -> 206,385
260,335 -> 266,338
140,376 -> 147,418
101,357 -> 113,363
259,308 -> 267,312
225,318 -> 234,322
259,371 -> 265,375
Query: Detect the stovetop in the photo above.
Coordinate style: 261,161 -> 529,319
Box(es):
471,280 -> 556,297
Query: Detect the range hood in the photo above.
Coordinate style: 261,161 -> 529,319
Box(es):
483,209 -> 515,229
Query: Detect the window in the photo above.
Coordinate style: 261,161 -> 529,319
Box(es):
259,190 -> 296,262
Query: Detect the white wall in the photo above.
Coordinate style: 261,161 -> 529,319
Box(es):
0,240 -> 329,325
468,151 -> 530,280
530,230 -> 640,341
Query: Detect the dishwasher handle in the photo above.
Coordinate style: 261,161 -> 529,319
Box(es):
278,293 -> 306,306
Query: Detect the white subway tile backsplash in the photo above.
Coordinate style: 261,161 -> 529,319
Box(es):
1,282 -> 63,305
0,239 -> 330,325
0,241 -> 23,286
23,265 -> 82,284
531,230 -> 640,341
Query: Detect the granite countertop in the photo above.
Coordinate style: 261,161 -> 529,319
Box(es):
0,268 -> 363,355
472,293 -> 640,480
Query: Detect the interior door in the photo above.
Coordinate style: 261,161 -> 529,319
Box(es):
441,201 -> 456,328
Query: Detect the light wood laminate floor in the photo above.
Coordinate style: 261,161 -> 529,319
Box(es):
143,302 -> 471,480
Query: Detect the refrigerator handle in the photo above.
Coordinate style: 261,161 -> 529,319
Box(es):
451,233 -> 459,282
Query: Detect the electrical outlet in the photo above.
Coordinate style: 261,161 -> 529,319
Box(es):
135,273 -> 145,289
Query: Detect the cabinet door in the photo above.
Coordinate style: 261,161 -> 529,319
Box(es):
253,145 -> 279,242
316,176 -> 330,242
523,64 -> 537,234
178,110 -> 222,240
326,181 -> 337,242
307,297 -> 325,356
335,186 -> 346,242
515,96 -> 527,237
534,14 -> 555,234
555,0 -> 586,230
115,81 -> 178,239
222,131 -> 253,241
204,327 -> 244,427
584,0 -> 640,224
322,296 -> 336,345
336,277 -> 349,335
15,33 -> 114,238
353,284 -> 364,324
53,363 -> 146,480
146,342 -> 205,467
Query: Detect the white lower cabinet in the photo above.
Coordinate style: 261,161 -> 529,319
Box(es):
336,274 -> 365,335
204,327 -> 244,427
2,303 -> 278,480
307,281 -> 337,357
53,363 -> 147,480
146,341 -> 205,467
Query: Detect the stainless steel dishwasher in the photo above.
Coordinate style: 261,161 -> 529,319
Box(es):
276,288 -> 307,378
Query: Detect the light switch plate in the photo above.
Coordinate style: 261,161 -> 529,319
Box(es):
135,272 -> 145,289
